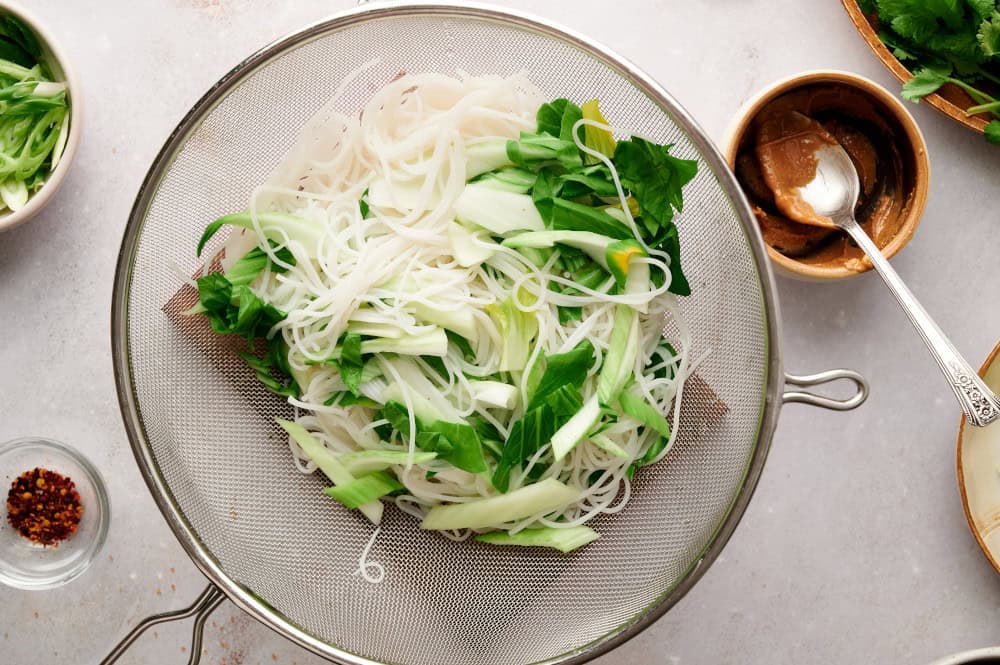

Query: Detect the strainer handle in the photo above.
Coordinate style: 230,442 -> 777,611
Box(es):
783,369 -> 869,411
100,584 -> 226,665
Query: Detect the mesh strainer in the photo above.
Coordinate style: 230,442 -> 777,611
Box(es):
105,3 -> 868,664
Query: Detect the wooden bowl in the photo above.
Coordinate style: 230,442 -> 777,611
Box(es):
724,70 -> 929,281
841,0 -> 990,136
957,340 -> 1000,575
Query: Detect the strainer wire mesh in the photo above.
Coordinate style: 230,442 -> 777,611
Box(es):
112,4 -> 783,665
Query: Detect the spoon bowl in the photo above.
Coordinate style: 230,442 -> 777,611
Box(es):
800,144 -> 859,226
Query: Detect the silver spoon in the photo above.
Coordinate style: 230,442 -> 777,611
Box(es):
793,142 -> 1000,426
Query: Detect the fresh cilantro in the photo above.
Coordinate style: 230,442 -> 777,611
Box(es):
878,0 -> 965,43
867,0 -> 1000,145
902,66 -> 952,101
985,119 -> 1000,143
979,11 -> 1000,56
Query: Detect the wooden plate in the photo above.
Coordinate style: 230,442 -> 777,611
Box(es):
957,340 -> 1000,575
841,0 -> 991,135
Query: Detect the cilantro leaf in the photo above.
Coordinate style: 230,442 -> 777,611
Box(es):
878,0 -> 965,42
969,0 -> 997,21
878,29 -> 921,60
978,11 -> 1000,56
901,66 -> 951,101
985,120 -> 1000,144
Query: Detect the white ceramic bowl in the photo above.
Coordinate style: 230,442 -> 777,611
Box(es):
927,647 -> 1000,665
958,340 -> 1000,576
0,1 -> 81,233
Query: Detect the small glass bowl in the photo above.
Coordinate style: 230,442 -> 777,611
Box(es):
0,437 -> 110,589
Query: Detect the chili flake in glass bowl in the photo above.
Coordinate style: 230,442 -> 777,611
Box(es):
0,437 -> 109,589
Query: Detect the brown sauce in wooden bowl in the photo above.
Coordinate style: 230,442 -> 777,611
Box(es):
734,83 -> 919,273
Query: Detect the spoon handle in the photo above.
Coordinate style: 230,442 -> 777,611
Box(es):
839,218 -> 1000,427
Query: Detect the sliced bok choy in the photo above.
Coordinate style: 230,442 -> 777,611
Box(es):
277,419 -> 384,524
186,87 -> 701,552
324,471 -> 403,508
421,478 -> 578,530
551,394 -> 601,461
454,182 -> 545,234
475,526 -> 599,552
339,450 -> 437,476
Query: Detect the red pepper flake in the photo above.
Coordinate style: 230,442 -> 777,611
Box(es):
6,468 -> 82,547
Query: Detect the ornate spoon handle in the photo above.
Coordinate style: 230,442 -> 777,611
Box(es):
839,216 -> 1000,427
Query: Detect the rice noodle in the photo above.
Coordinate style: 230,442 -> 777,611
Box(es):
229,69 -> 693,538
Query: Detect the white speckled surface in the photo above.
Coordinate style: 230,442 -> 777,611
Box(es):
2,1 -> 999,664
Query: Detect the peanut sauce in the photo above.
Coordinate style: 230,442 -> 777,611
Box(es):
755,111 -> 839,227
735,84 -> 912,271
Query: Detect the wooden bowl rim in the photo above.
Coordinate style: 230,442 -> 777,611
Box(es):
956,339 -> 1000,576
841,0 -> 989,135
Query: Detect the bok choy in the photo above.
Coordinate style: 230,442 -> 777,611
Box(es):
186,75 -> 698,554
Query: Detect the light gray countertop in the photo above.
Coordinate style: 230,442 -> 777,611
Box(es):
3,1 -> 999,664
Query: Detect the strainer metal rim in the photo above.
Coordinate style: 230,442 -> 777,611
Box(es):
110,2 -> 785,663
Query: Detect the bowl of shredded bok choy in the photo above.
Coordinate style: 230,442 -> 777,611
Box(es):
0,3 -> 79,233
